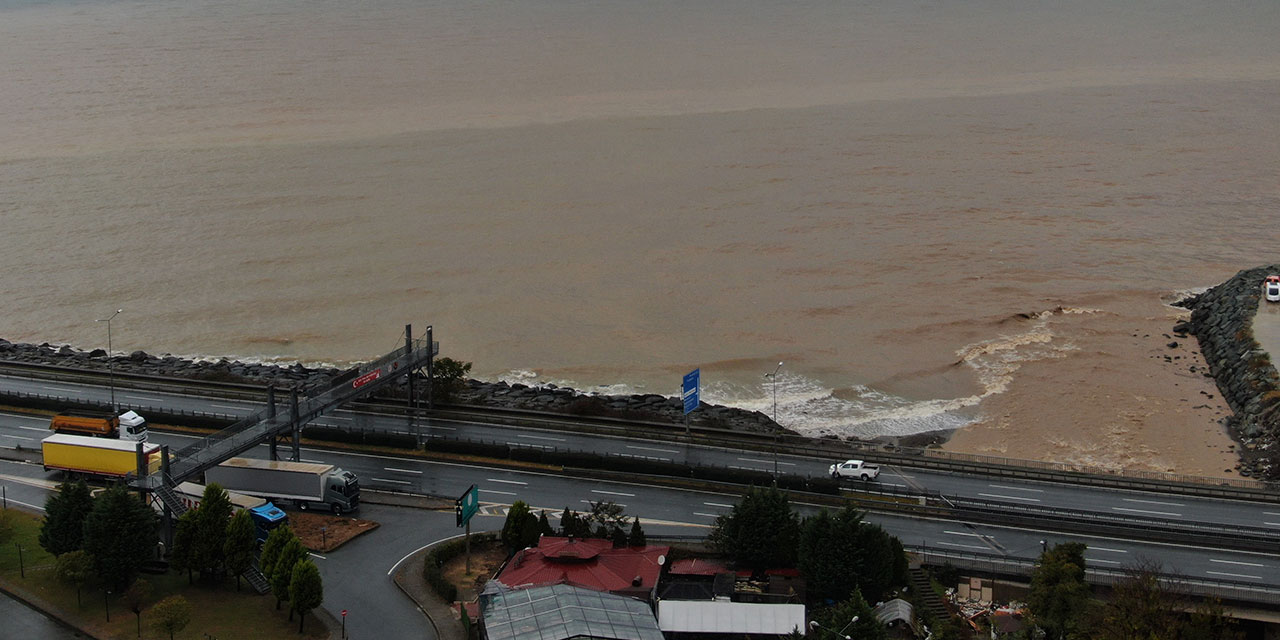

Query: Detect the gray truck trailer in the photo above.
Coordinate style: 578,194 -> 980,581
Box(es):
204,457 -> 360,514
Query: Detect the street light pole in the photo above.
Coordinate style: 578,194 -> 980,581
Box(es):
96,309 -> 122,413
765,362 -> 783,480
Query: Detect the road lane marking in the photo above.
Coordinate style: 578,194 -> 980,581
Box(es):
934,541 -> 988,550
1086,558 -> 1121,565
1111,507 -> 1181,517
308,553 -> 326,560
506,442 -> 552,449
1088,546 -> 1128,553
210,404 -> 247,410
1265,522 -> 1280,527
481,489 -> 517,496
1122,497 -> 1184,507
627,445 -> 679,454
40,386 -> 81,394
977,493 -> 1041,502
1206,570 -> 1262,580
487,479 -> 528,485
1,498 -> 44,511
328,416 -> 352,421
0,434 -> 33,441
581,499 -> 626,508
517,435 -> 565,442
704,502 -> 734,508
123,395 -> 157,401
371,477 -> 412,485
1210,559 -> 1265,567
385,468 -> 423,474
988,484 -> 1044,492
692,513 -> 719,518
591,490 -> 635,497
737,457 -> 795,466
1265,512 -> 1280,517
943,531 -> 982,537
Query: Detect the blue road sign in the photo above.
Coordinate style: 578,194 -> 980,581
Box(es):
682,368 -> 700,415
456,484 -> 479,527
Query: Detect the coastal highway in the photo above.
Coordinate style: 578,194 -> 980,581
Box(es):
2,423 -> 1280,621
2,373 -> 1279,538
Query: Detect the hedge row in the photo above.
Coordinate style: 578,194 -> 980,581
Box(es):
423,532 -> 497,602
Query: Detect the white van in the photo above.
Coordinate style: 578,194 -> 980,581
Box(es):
1264,275 -> 1280,303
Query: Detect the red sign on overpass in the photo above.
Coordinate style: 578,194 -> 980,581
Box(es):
352,369 -> 382,389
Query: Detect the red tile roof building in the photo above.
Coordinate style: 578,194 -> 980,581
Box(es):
495,537 -> 671,600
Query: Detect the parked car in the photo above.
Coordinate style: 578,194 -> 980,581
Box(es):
829,459 -> 880,480
1264,275 -> 1280,303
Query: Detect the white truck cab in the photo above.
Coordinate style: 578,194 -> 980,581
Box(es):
829,459 -> 880,481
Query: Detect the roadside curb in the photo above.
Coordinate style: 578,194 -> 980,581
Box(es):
0,570 -> 108,640
390,540 -> 467,640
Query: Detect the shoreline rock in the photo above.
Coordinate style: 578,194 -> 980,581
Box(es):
0,340 -> 783,437
1177,264 -> 1280,480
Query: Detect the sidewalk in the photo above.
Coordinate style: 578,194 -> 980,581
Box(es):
390,541 -> 467,640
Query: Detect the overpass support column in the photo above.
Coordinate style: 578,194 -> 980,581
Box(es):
406,324 -> 417,444
426,325 -> 434,411
290,386 -> 301,462
267,384 -> 278,461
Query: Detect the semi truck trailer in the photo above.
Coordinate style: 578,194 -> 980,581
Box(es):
49,409 -> 148,441
204,457 -> 359,514
152,482 -> 288,543
42,433 -> 161,479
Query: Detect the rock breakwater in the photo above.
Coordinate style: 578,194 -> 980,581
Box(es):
1178,264 -> 1280,479
0,340 -> 780,435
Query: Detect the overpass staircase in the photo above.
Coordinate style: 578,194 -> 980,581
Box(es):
151,479 -> 272,594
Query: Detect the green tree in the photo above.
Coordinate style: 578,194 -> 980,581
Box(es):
809,590 -> 887,640
259,524 -> 293,581
709,485 -> 800,572
1027,542 -> 1092,640
431,357 -> 473,403
81,485 -> 157,591
55,550 -> 94,608
628,518 -> 646,547
610,526 -> 627,548
0,508 -> 14,545
501,501 -> 541,551
1096,561 -> 1241,640
290,559 -> 324,632
169,510 -> 198,584
799,507 -> 905,603
150,595 -> 191,640
538,511 -> 554,537
224,509 -> 257,591
193,483 -> 233,579
585,500 -> 629,531
39,480 -> 94,555
123,578 -> 152,639
271,537 -> 308,610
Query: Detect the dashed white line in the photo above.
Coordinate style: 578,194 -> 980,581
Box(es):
123,395 -> 157,401
934,541 -> 988,550
988,484 -> 1044,493
1265,522 -> 1280,527
506,442 -> 552,449
385,467 -> 423,475
0,435 -> 33,441
737,457 -> 795,466
591,489 -> 635,497
1086,558 -> 1122,565
978,493 -> 1041,503
210,404 -> 247,411
481,489 -> 517,496
487,479 -> 528,485
1111,506 -> 1181,517
371,477 -> 412,485
581,499 -> 626,508
17,426 -> 46,432
692,513 -> 719,518
40,386 -> 80,394
1210,559 -> 1265,567
1088,546 -> 1128,554
943,531 -> 982,537
328,416 -> 353,421
517,434 -> 565,442
627,445 -> 679,454
704,502 -> 734,508
1122,497 -> 1184,507
1206,570 -> 1262,580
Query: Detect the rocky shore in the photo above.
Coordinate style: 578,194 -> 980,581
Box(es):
1177,264 -> 1280,480
0,339 -> 781,436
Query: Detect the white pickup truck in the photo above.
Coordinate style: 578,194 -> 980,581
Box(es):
829,459 -> 880,481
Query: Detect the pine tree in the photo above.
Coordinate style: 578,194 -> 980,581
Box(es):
169,510 -> 198,584
224,510 -> 256,591
39,480 -> 94,555
81,485 -> 157,591
271,537 -> 307,611
193,483 -> 233,579
290,559 -> 324,633
538,511 -> 554,537
259,525 -> 293,581
628,518 -> 646,547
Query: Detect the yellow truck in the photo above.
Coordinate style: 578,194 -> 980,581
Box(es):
42,433 -> 162,479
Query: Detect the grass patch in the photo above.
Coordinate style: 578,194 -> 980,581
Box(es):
0,508 -> 329,639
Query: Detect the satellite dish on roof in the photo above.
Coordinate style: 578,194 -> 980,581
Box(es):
658,555 -> 666,566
